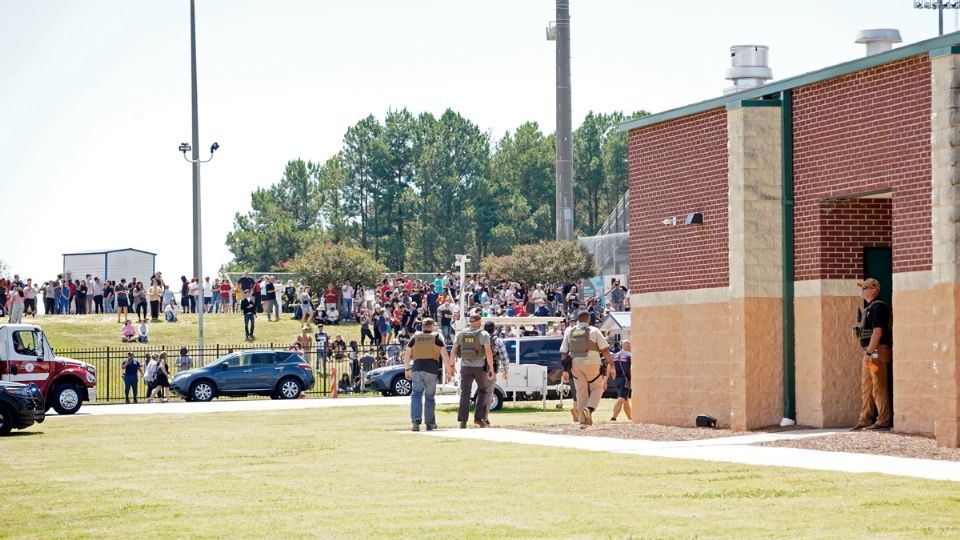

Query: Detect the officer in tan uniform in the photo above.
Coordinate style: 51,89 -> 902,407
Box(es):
851,278 -> 892,431
451,313 -> 494,428
402,318 -> 450,432
560,309 -> 612,429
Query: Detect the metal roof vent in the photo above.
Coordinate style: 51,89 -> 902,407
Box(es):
724,45 -> 772,95
855,29 -> 902,56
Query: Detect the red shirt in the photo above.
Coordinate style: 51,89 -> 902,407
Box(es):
220,283 -> 231,298
323,289 -> 338,304
514,305 -> 527,317
380,284 -> 391,301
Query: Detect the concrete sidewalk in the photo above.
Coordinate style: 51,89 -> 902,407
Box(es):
47,395 -> 460,417
420,428 -> 960,482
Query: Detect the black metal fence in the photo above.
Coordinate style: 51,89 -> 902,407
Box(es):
55,343 -> 407,403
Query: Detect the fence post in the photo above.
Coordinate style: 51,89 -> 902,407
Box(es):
105,347 -> 111,402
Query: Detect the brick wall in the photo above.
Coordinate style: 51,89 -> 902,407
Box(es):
813,199 -> 893,279
627,109 -> 729,293
793,56 -> 931,279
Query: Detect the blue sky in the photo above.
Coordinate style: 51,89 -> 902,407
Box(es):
0,0 -> 948,281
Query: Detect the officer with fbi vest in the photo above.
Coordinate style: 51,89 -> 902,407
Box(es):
450,312 -> 495,428
560,309 -> 613,429
402,318 -> 451,432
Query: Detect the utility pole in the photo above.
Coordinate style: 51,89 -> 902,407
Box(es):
455,254 -> 470,330
548,0 -> 574,240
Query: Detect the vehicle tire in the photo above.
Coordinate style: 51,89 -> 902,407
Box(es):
276,377 -> 302,399
489,389 -> 504,412
189,380 -> 216,402
392,375 -> 412,397
51,384 -> 83,415
0,404 -> 14,436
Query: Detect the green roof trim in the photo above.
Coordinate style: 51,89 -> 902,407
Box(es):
929,45 -> 960,58
620,30 -> 960,132
726,99 -> 782,110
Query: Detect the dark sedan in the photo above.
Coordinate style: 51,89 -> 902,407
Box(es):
0,381 -> 45,435
170,350 -> 315,402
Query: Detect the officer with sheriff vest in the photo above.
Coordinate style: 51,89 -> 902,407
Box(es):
450,312 -> 495,428
402,318 -> 451,432
560,309 -> 613,429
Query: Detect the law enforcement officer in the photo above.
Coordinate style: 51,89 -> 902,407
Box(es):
851,278 -> 892,431
402,318 -> 450,432
560,309 -> 613,429
451,312 -> 494,428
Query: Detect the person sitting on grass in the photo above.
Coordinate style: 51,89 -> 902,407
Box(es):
121,320 -> 137,342
164,298 -> 180,322
137,321 -> 149,343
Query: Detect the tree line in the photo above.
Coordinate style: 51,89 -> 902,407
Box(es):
226,108 -> 646,273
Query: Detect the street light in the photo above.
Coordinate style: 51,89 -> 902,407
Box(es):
181,0 -> 219,357
914,0 -> 960,35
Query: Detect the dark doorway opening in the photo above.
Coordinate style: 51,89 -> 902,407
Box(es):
863,246 -> 893,425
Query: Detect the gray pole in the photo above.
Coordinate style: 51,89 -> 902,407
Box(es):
190,0 -> 205,353
940,0 -> 945,36
555,0 -> 574,241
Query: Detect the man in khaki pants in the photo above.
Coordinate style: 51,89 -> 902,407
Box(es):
560,310 -> 613,429
852,278 -> 892,431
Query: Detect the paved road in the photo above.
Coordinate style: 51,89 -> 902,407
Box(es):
47,395 -> 460,417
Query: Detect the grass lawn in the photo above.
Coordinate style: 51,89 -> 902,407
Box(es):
27,313 -> 363,351
2,403 -> 959,539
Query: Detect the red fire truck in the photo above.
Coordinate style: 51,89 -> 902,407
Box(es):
0,324 -> 96,414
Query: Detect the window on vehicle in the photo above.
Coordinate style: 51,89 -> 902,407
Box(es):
12,331 -> 39,356
222,354 -> 244,367
250,353 -> 277,365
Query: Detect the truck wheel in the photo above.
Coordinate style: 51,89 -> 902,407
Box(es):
0,404 -> 14,435
51,384 -> 83,415
392,376 -> 411,397
277,377 -> 302,399
190,380 -> 216,402
490,389 -> 504,412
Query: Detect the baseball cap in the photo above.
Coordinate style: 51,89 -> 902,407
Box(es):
469,313 -> 482,322
857,278 -> 881,291
422,318 -> 436,326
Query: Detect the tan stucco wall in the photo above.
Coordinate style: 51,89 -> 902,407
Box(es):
630,292 -> 731,427
794,280 -> 862,428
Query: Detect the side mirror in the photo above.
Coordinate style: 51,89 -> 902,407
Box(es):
220,363 -> 229,371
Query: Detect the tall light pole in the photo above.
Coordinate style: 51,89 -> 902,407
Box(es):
180,0 -> 218,356
454,254 -> 471,330
914,0 -> 960,36
547,0 -> 574,241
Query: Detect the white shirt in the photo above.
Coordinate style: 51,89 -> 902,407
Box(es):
559,325 -> 609,365
202,281 -> 213,297
341,284 -> 354,300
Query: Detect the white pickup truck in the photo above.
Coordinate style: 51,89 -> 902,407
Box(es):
0,324 -> 97,414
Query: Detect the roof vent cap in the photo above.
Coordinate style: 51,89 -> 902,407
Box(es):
724,45 -> 772,95
855,29 -> 902,56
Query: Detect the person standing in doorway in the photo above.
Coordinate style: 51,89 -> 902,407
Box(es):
450,313 -> 494,429
560,309 -> 613,429
851,278 -> 892,431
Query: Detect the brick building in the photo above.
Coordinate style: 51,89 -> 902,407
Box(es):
621,32 -> 960,447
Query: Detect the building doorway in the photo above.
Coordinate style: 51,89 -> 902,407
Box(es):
863,246 -> 893,424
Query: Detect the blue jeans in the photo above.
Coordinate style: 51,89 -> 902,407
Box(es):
123,374 -> 138,402
342,298 -> 352,319
410,370 -> 438,426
